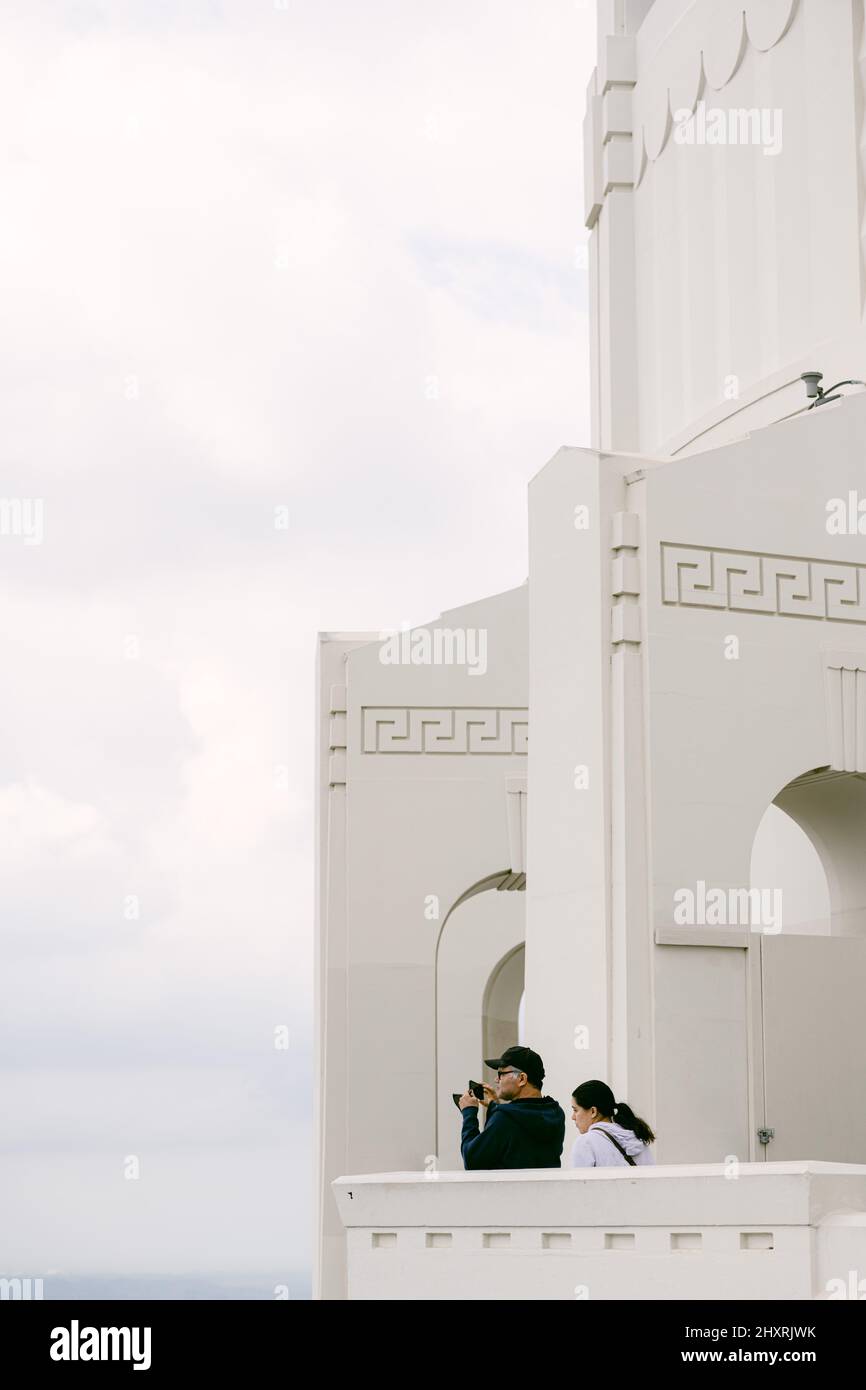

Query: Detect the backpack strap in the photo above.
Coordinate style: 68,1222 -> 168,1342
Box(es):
597,1126 -> 636,1166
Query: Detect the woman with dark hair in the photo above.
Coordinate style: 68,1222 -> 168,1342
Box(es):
570,1079 -> 656,1167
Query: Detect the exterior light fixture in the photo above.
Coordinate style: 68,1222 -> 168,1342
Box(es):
800,370 -> 866,408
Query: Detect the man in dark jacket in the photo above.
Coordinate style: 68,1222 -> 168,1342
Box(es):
458,1045 -> 565,1169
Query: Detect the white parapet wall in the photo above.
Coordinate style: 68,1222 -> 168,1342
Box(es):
332,1164 -> 866,1301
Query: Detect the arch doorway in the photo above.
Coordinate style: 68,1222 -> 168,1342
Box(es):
749,768 -> 866,1161
483,945 -> 524,1063
435,882 -> 524,1169
751,767 -> 866,936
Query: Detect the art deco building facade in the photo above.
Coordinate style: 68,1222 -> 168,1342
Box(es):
316,0 -> 866,1300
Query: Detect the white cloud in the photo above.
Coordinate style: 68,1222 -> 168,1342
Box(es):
0,0 -> 596,1289
0,782 -> 113,867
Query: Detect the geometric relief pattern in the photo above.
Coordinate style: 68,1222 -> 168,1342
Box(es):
362,707 -> 528,754
823,653 -> 866,773
661,544 -> 866,623
632,0 -> 798,185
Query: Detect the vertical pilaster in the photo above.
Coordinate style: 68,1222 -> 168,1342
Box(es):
584,20 -> 639,451
526,447 -> 629,1127
609,499 -> 654,1117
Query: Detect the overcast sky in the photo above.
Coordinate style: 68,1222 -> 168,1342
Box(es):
0,0 -> 595,1296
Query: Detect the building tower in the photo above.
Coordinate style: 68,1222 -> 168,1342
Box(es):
317,0 -> 866,1300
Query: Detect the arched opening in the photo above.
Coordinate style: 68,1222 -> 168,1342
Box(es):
434,877 -> 524,1168
751,768 -> 866,935
749,767 -> 866,1161
482,944 -> 525,1065
750,805 -> 830,935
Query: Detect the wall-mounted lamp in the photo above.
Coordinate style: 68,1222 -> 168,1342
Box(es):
800,370 -> 866,408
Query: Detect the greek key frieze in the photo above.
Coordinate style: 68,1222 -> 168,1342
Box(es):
362,707 -> 529,754
661,544 -> 866,623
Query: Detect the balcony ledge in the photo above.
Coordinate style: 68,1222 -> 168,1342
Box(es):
332,1164 -> 866,1300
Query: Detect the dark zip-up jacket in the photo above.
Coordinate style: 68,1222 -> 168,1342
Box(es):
460,1096 -> 565,1170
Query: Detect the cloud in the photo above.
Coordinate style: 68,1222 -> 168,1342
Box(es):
0,0 -> 595,1289
0,782 -> 113,867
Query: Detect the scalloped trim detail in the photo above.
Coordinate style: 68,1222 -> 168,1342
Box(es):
632,0 -> 798,190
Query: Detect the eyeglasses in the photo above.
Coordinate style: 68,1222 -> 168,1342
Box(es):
497,1068 -> 522,1078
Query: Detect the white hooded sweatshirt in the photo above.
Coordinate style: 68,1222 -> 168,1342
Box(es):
570,1120 -> 655,1168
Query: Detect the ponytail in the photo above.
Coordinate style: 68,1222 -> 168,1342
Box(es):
610,1099 -> 655,1145
572,1079 -> 656,1145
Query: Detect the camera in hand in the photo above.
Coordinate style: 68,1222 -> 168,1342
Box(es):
452,1080 -> 486,1108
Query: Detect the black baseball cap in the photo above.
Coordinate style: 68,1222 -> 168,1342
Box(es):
484,1045 -> 545,1088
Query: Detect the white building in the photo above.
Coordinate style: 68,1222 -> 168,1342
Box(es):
315,0 -> 866,1300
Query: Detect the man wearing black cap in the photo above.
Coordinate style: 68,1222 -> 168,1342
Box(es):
458,1045 -> 566,1170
